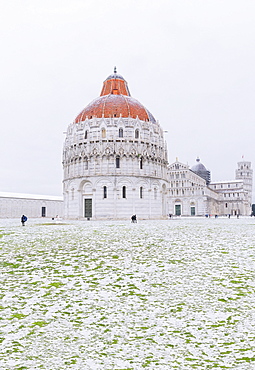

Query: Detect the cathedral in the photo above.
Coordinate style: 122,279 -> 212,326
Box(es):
62,70 -> 253,219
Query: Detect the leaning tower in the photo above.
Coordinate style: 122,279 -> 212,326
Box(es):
235,160 -> 253,206
62,70 -> 169,219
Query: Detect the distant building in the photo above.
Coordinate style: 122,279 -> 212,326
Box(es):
0,192 -> 63,219
169,159 -> 252,217
168,160 -> 216,216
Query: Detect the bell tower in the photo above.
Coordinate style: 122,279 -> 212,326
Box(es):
235,160 -> 253,205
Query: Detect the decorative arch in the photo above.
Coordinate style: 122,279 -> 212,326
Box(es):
94,177 -> 114,187
133,178 -> 150,188
130,146 -> 137,157
67,180 -> 78,191
116,177 -> 134,187
117,146 -> 125,156
79,180 -> 93,192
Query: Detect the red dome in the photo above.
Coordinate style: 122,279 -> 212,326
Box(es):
74,71 -> 156,123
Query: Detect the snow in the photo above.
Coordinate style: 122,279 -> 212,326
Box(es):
0,217 -> 255,369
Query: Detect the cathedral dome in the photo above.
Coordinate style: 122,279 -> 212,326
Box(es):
74,70 -> 156,123
191,158 -> 211,185
191,158 -> 207,172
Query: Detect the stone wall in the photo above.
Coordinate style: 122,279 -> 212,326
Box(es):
0,193 -> 63,218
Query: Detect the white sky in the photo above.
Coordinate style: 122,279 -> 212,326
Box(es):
1,0 -> 255,199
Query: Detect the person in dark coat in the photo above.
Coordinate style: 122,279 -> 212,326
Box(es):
21,215 -> 27,226
131,215 -> 137,223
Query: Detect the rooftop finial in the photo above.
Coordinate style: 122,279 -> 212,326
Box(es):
114,66 -> 117,73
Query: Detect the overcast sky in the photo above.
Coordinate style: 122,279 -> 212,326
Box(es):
1,0 -> 255,199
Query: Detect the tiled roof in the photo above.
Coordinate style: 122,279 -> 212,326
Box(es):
74,72 -> 156,123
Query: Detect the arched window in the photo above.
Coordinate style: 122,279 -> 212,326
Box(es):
154,188 -> 157,200
102,128 -> 106,138
84,130 -> 88,139
140,158 -> 143,169
140,187 -> 143,199
116,156 -> 120,168
122,186 -> 126,198
84,159 -> 88,170
119,128 -> 123,138
103,186 -> 107,198
135,129 -> 139,139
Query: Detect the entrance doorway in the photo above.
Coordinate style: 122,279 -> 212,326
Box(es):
191,206 -> 195,216
175,204 -> 181,216
84,199 -> 92,218
42,207 -> 46,217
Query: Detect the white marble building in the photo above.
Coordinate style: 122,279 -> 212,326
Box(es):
63,70 -> 253,219
208,160 -> 252,216
63,70 -> 168,219
168,159 -> 252,217
168,160 -> 217,217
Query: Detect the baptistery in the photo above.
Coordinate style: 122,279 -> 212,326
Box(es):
63,69 -> 168,219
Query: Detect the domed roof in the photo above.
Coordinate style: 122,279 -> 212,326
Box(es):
104,72 -> 126,81
191,158 -> 211,185
74,69 -> 156,123
191,158 -> 207,172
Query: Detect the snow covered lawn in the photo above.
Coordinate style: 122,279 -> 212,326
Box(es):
1,218 -> 255,369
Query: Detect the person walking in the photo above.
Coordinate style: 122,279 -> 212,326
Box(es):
21,215 -> 27,226
131,215 -> 137,223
